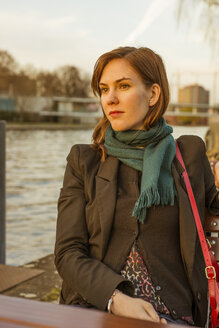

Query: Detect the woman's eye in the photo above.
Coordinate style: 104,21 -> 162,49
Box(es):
120,84 -> 130,89
100,87 -> 108,94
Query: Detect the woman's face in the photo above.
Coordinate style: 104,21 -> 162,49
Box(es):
99,58 -> 152,131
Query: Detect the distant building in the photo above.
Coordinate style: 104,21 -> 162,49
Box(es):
52,96 -> 100,113
16,96 -> 53,113
176,84 -> 210,125
0,96 -> 16,111
178,84 -> 209,109
40,96 -> 102,124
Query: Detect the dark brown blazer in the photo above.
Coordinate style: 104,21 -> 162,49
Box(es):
54,135 -> 219,327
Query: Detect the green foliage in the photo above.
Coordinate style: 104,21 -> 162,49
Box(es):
41,287 -> 61,302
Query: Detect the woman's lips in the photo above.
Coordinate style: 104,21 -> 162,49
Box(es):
109,111 -> 124,117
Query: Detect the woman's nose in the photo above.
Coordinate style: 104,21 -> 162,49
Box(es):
106,91 -> 119,105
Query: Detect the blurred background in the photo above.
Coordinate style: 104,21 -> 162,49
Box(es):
0,0 -> 219,266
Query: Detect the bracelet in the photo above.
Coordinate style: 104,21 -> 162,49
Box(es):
107,289 -> 120,313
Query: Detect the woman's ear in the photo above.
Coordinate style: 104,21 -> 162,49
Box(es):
149,83 -> 161,106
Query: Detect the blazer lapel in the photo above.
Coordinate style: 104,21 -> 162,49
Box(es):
172,158 -> 197,286
96,154 -> 198,281
96,155 -> 120,259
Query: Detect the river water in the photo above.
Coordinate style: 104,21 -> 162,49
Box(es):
6,126 -> 208,265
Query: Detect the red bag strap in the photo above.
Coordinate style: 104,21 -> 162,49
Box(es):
175,140 -> 219,327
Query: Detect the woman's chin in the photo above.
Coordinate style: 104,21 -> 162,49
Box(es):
109,120 -> 145,132
110,123 -> 130,132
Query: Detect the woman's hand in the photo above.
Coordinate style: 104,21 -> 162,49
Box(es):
110,291 -> 167,324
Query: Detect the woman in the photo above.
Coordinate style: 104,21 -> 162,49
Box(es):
55,46 -> 219,326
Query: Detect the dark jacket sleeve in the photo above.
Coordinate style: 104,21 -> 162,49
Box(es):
54,145 -> 133,310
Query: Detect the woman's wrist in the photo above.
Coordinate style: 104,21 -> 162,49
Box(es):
107,289 -> 122,313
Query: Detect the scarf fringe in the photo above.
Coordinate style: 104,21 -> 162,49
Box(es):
132,185 -> 176,223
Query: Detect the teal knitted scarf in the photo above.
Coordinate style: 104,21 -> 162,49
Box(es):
104,118 -> 177,223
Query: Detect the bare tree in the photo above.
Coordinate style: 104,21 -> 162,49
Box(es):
0,49 -> 91,98
22,64 -> 38,79
177,0 -> 219,52
13,71 -> 37,96
36,71 -> 62,96
36,67 -> 91,97
0,51 -> 18,95
56,65 -> 90,97
0,50 -> 18,75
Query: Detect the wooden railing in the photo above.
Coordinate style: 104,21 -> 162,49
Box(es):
0,295 -> 197,328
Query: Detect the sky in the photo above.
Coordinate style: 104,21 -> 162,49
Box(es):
0,0 -> 219,103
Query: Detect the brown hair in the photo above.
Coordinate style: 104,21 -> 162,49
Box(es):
91,46 -> 170,160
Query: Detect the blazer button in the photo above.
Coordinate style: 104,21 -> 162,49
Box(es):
197,292 -> 202,302
155,285 -> 161,291
171,309 -> 177,319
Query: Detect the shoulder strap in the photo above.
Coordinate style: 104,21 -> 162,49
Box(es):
175,140 -> 219,327
175,140 -> 212,269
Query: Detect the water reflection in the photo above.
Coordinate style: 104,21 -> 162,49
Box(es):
6,129 -> 93,265
6,126 -> 208,265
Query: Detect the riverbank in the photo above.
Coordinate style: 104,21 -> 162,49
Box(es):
1,254 -> 61,303
6,122 -> 95,130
